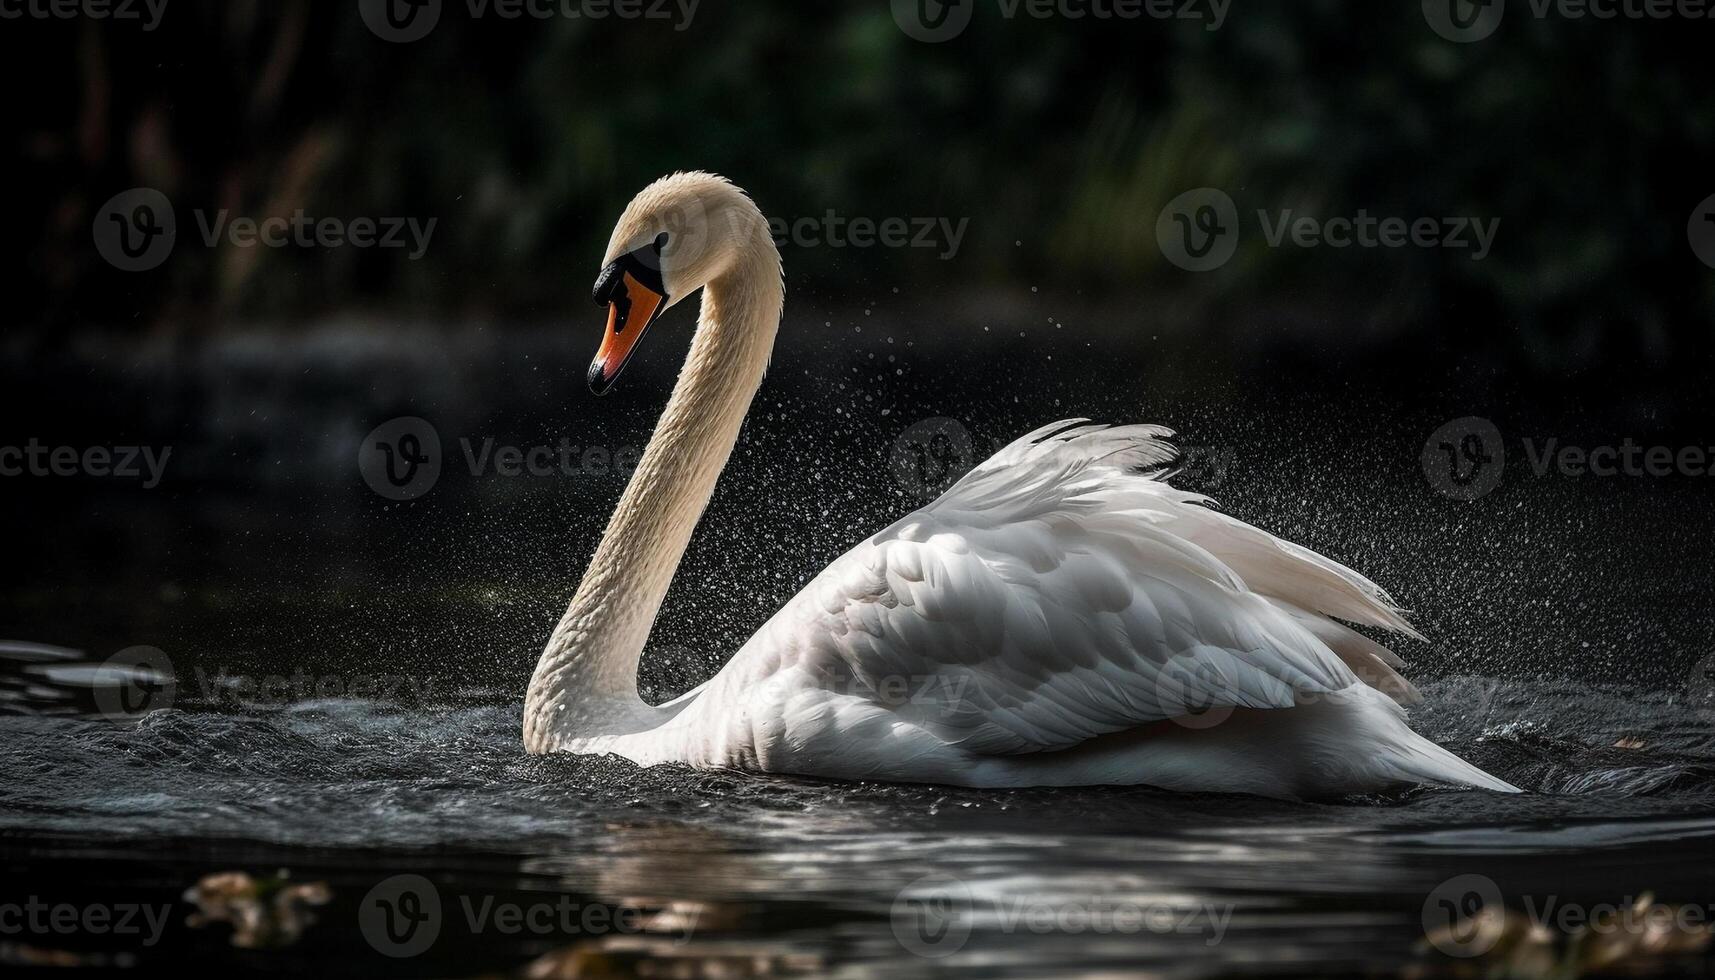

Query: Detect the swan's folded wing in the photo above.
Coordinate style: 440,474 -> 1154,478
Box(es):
742,420 -> 1406,756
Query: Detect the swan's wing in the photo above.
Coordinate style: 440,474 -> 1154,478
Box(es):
726,420 -> 1420,756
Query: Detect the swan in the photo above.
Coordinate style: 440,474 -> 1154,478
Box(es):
523,172 -> 1520,799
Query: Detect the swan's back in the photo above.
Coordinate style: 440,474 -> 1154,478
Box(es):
673,421 -> 1513,797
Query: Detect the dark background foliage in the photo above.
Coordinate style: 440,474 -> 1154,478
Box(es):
7,1 -> 1711,418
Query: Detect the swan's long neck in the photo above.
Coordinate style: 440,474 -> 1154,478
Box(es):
524,225 -> 782,751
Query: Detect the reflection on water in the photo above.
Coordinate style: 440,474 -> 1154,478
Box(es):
1413,893 -> 1712,980
2,665 -> 1713,976
183,871 -> 332,949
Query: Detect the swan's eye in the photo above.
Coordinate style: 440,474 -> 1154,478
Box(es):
594,238 -> 669,305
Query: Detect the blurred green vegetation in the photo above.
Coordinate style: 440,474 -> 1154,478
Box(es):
8,0 -> 1713,379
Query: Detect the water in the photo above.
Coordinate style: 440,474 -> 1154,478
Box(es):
4,316 -> 1715,975
3,675 -> 1714,976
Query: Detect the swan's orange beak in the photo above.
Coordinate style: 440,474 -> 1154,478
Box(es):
589,272 -> 666,395
589,242 -> 670,395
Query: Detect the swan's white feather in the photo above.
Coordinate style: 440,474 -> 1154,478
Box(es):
665,421 -> 1514,796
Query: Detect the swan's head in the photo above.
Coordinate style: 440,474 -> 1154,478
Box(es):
588,172 -> 768,395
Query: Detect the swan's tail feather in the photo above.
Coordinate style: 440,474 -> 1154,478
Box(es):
1353,688 -> 1521,793
1384,729 -> 1523,793
1323,686 -> 1522,795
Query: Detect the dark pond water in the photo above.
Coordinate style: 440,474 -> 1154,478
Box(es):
4,308 -> 1714,976
3,675 -> 1714,977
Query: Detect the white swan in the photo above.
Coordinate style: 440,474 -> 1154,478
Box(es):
523,172 -> 1520,799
